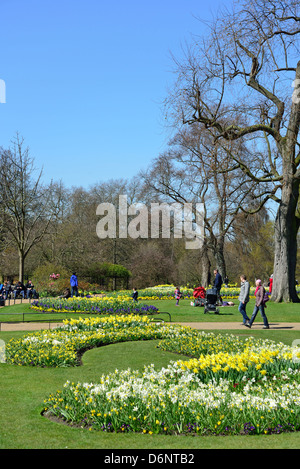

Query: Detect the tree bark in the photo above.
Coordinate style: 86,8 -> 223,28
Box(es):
272,60 -> 300,302
214,247 -> 226,281
272,180 -> 300,302
200,240 -> 211,287
18,250 -> 25,284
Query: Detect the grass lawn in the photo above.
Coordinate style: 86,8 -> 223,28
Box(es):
0,303 -> 89,324
0,299 -> 300,449
1,298 -> 300,324
151,298 -> 300,323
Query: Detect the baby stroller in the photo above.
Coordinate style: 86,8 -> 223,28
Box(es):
204,288 -> 219,314
193,286 -> 206,307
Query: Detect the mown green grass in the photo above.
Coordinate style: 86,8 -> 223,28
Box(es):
152,298 -> 300,323
1,298 -> 299,324
0,303 -> 88,323
1,328 -> 300,449
0,299 -> 300,449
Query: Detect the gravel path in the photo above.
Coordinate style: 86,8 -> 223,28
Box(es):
178,322 -> 300,330
1,321 -> 300,331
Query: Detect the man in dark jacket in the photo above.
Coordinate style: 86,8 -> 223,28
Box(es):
132,288 -> 138,302
14,281 -> 25,299
213,269 -> 223,304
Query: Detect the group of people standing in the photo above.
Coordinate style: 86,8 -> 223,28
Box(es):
175,269 -> 224,307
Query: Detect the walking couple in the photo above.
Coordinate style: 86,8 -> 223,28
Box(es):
238,275 -> 269,329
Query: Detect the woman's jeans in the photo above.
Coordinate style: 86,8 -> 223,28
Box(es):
250,304 -> 269,327
238,301 -> 250,324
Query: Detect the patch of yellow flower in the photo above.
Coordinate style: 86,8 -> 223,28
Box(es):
177,348 -> 287,375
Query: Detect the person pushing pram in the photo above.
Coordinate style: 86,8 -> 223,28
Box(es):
213,269 -> 223,305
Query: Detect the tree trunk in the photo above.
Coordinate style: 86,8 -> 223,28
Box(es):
272,180 -> 300,302
200,240 -> 211,287
214,239 -> 227,281
18,250 -> 25,283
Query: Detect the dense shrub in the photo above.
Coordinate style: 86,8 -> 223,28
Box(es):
32,262 -> 72,296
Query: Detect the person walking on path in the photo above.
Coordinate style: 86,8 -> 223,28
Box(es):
70,272 -> 78,297
246,279 -> 269,329
238,274 -> 250,325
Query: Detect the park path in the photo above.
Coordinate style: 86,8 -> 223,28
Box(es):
178,322 -> 300,330
1,321 -> 300,331
1,297 -> 299,331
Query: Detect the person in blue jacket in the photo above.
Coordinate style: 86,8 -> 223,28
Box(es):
70,272 -> 78,297
213,269 -> 223,304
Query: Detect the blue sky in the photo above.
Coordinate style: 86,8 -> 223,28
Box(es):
0,0 -> 225,188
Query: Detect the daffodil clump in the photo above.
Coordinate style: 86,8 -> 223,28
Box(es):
157,329 -> 245,357
104,285 -> 181,301
44,363 -> 300,436
103,284 -> 258,300
5,316 -> 184,367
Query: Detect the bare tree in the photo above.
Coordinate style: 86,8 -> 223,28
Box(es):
0,135 -> 63,282
165,0 -> 300,302
142,125 -> 256,284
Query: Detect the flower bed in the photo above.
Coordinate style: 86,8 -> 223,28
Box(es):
6,316 -> 300,436
5,316 -> 179,367
30,296 -> 159,316
44,364 -> 300,436
102,284 -> 260,300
